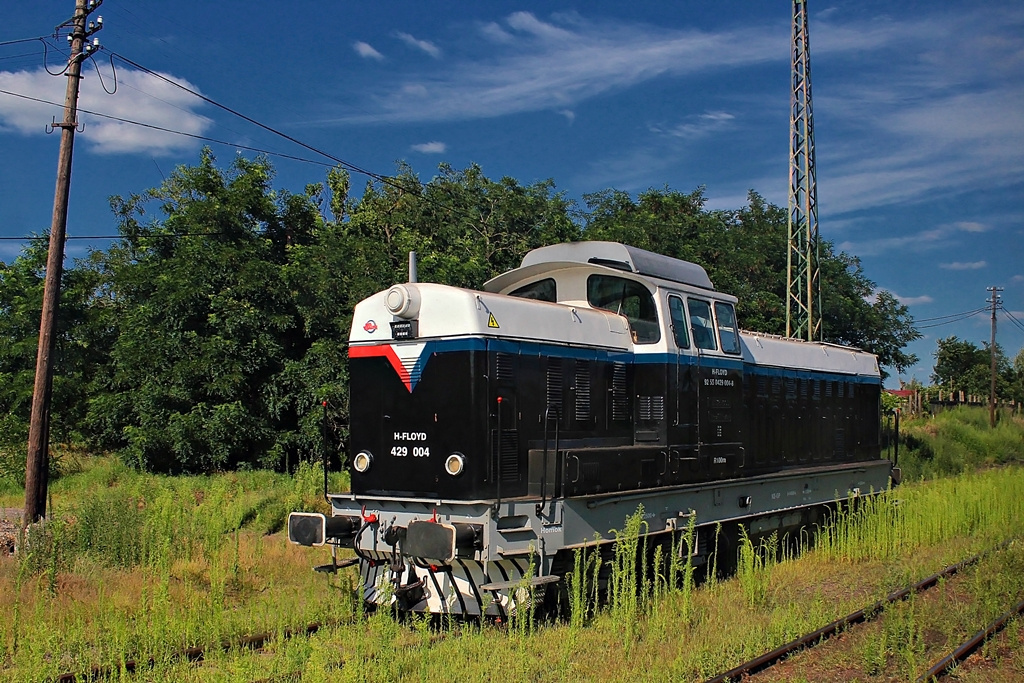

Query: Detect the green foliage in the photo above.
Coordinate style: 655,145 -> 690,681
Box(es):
931,335 -> 1016,399
737,528 -> 777,608
0,240 -> 112,451
880,390 -> 903,414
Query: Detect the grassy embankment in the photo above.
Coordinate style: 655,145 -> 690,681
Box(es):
892,404 -> 1024,480
0,407 -> 1021,681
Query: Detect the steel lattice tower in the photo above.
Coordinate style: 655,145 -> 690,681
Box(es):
786,0 -> 821,341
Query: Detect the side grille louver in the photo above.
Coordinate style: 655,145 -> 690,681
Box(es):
638,396 -> 665,422
575,360 -> 591,421
496,353 -> 514,381
497,429 -> 519,482
546,358 -> 563,418
611,362 -> 629,421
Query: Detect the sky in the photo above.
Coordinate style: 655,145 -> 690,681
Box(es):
1,0 -> 1022,387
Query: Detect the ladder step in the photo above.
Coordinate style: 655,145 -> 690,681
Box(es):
313,557 -> 359,573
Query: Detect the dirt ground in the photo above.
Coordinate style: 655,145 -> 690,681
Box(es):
0,508 -> 19,555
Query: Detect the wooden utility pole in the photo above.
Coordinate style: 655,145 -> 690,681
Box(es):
23,0 -> 103,526
987,286 -> 1003,429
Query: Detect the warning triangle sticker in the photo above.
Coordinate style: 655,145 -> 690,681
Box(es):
487,313 -> 500,328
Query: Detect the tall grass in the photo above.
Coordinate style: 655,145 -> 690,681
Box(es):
898,406 -> 1024,480
817,467 -> 1024,563
0,457 -> 351,682
3,454 -> 1024,681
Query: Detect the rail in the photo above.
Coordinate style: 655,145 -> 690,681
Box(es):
916,596 -> 1024,682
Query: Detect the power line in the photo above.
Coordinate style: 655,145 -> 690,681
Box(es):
915,309 -> 987,330
913,307 -> 990,323
1000,306 -> 1024,335
0,39 -> 500,245
106,50 -> 400,187
1,232 -> 228,241
102,50 -> 507,231
0,87 -> 333,168
0,36 -> 50,47
6,41 -> 510,246
5,44 -> 497,236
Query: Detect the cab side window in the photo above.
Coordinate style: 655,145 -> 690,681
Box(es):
714,301 -> 741,354
587,274 -> 661,344
668,295 -> 690,349
687,298 -> 717,351
509,278 -> 556,302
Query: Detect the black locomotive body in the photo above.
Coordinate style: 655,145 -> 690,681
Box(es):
289,242 -> 892,616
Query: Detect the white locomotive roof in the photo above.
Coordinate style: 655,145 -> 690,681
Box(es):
740,331 -> 880,378
349,282 -> 632,350
484,241 -> 715,293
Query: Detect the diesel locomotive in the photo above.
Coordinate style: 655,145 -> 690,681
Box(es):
288,241 -> 894,617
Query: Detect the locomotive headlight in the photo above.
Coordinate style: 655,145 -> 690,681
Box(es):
444,452 -> 465,476
385,283 -> 421,319
353,450 -> 373,473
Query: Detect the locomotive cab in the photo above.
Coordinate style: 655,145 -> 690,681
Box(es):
346,278 -> 635,501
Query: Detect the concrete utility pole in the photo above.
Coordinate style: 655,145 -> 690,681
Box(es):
23,0 -> 103,526
987,286 -> 1003,429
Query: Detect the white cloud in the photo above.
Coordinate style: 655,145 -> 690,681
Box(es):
480,22 -> 515,44
955,221 -> 989,233
940,261 -> 988,270
396,32 -> 441,59
839,221 -> 1004,258
0,67 -> 211,155
650,111 -> 736,140
809,8 -> 1024,216
324,12 -> 788,125
411,141 -> 446,154
895,293 -> 934,306
558,109 -> 575,123
353,41 -> 385,60
401,84 -> 428,97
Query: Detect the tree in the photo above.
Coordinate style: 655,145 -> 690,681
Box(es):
931,336 -> 1013,398
85,150 -> 322,472
1010,347 -> 1024,405
0,240 -> 110,453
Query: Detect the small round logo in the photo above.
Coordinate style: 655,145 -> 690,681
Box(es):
363,320 -> 378,333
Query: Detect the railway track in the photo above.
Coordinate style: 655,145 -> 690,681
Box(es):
705,540 -> 1017,683
916,595 -> 1024,682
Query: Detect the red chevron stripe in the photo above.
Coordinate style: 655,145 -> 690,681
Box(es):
349,344 -> 412,392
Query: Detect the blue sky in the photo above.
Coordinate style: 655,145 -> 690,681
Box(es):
1,0 -> 1022,386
